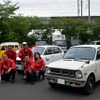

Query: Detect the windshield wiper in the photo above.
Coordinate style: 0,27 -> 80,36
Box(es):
64,57 -> 75,59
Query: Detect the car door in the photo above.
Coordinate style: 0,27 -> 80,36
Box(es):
52,47 -> 64,61
95,49 -> 100,80
42,47 -> 54,65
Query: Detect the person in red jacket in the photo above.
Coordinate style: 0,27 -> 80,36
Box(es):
0,57 -> 2,64
19,42 -> 34,77
19,42 -> 33,63
34,52 -> 45,80
0,54 -> 16,83
24,55 -> 35,84
4,45 -> 16,63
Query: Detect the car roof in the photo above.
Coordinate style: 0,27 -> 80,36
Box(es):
0,42 -> 19,46
71,44 -> 100,49
92,41 -> 100,42
33,45 -> 61,48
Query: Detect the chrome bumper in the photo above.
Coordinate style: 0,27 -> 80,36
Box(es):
46,74 -> 86,87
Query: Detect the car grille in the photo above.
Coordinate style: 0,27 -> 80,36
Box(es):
50,68 -> 75,78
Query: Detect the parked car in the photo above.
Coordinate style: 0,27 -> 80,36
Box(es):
16,57 -> 23,71
45,45 -> 100,95
90,41 -> 100,45
0,42 -> 20,57
16,45 -> 64,71
31,45 -> 65,65
0,42 -> 22,71
53,40 -> 67,53
35,41 -> 47,46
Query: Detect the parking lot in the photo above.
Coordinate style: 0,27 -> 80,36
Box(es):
0,73 -> 100,100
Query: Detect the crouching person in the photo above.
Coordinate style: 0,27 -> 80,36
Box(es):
24,55 -> 35,85
0,54 -> 16,83
34,52 -> 45,80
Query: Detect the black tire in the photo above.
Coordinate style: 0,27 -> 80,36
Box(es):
49,82 -> 57,88
83,76 -> 95,95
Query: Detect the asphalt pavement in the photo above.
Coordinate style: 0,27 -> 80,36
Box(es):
0,73 -> 100,100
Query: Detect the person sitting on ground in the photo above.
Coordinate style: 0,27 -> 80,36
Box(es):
34,52 -> 45,80
4,45 -> 16,63
0,54 -> 16,83
24,55 -> 35,85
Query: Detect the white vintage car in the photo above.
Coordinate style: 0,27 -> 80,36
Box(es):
16,45 -> 64,71
45,45 -> 100,94
31,45 -> 64,65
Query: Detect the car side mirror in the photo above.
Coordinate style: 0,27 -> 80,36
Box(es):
85,60 -> 90,64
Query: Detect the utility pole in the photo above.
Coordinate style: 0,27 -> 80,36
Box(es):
81,0 -> 83,17
77,0 -> 80,16
88,0 -> 91,22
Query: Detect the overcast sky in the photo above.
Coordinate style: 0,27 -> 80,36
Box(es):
1,0 -> 100,17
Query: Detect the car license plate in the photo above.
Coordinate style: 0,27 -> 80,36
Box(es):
57,79 -> 65,84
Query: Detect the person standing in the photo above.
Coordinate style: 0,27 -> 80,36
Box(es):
34,52 -> 45,80
19,42 -> 33,63
4,45 -> 16,63
0,54 -> 16,83
19,42 -> 34,77
24,55 -> 35,85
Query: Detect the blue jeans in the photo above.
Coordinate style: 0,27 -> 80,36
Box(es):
35,69 -> 45,80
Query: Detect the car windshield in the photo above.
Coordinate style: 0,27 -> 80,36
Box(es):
63,47 -> 96,60
32,47 -> 45,55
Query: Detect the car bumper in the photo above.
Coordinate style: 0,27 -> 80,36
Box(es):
46,74 -> 86,87
16,64 -> 23,70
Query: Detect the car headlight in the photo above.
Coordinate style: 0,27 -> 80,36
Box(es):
46,67 -> 51,74
75,70 -> 82,79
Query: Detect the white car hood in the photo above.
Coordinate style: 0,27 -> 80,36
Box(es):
47,59 -> 86,70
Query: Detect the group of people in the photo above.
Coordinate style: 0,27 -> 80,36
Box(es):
0,42 -> 45,85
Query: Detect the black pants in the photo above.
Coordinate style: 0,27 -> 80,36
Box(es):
26,70 -> 35,82
1,70 -> 16,81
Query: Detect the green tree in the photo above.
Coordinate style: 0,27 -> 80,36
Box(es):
0,0 -> 19,43
28,16 -> 52,44
92,18 -> 100,40
9,16 -> 31,43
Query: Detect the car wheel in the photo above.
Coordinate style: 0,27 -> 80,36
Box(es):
49,82 -> 57,88
84,76 -> 95,95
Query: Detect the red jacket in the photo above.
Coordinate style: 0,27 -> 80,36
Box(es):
0,59 -> 16,75
24,60 -> 35,72
5,50 -> 16,62
19,48 -> 33,62
34,59 -> 45,72
0,57 -> 2,64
